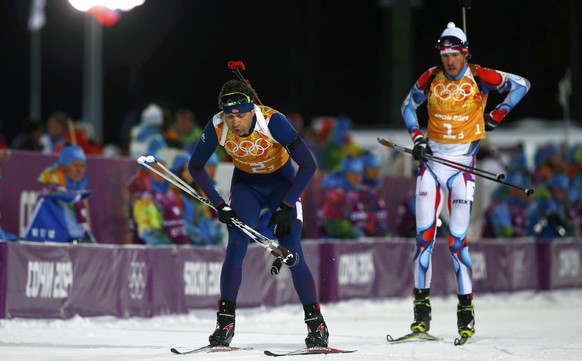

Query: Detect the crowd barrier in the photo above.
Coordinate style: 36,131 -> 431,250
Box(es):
0,238 -> 580,319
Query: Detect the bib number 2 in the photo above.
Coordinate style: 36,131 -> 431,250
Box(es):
250,162 -> 274,173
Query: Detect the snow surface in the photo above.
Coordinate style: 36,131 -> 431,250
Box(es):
1,290 -> 581,361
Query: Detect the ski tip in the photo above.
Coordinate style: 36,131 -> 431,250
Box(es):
386,331 -> 443,343
330,348 -> 357,354
170,348 -> 181,354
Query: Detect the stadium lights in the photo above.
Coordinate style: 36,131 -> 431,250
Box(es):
67,0 -> 145,144
68,0 -> 145,12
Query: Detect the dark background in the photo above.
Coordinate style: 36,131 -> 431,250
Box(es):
0,0 -> 580,148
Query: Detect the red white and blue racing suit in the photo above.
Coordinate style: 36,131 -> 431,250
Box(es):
401,63 -> 530,295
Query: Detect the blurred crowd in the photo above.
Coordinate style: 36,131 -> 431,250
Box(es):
480,142 -> 582,240
0,107 -> 581,245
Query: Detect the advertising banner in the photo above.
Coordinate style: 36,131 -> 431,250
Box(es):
472,240 -> 539,293
0,243 -> 8,319
319,239 -> 457,301
5,242 -> 73,318
4,243 -> 187,318
1,239 -> 580,319
538,241 -> 582,290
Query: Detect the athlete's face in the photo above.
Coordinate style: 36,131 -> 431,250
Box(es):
344,172 -> 362,189
63,160 -> 86,182
225,109 -> 255,137
440,52 -> 467,78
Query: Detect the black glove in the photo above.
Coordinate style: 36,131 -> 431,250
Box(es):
216,203 -> 238,226
270,257 -> 283,275
484,113 -> 499,131
268,203 -> 293,237
411,137 -> 432,162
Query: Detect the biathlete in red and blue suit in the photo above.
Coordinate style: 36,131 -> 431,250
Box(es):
400,22 -> 530,340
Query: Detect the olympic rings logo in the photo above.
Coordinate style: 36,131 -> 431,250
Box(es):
225,138 -> 270,157
128,261 -> 147,300
433,82 -> 474,101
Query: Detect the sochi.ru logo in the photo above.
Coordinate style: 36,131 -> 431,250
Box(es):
128,261 -> 147,300
25,261 -> 73,299
338,252 -> 375,286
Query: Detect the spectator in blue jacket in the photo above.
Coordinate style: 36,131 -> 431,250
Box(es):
24,145 -> 95,243
128,104 -> 168,159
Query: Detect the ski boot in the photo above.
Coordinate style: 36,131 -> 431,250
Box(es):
304,303 -> 329,348
410,288 -> 431,333
209,300 -> 236,347
457,294 -> 475,337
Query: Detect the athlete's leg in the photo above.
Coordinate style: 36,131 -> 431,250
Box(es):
414,164 -> 443,290
219,182 -> 261,301
270,185 -> 327,347
285,201 -> 328,347
277,200 -> 318,305
447,170 -> 475,295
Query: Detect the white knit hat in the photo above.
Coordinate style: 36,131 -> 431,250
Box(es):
141,103 -> 163,126
437,22 -> 469,54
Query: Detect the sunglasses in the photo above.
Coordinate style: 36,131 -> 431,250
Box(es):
219,92 -> 252,109
436,36 -> 468,49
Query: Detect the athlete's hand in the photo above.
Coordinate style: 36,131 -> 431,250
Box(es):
484,113 -> 499,131
412,137 -> 432,162
268,203 -> 293,237
216,203 -> 238,226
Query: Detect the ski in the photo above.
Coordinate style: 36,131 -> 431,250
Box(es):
454,334 -> 471,346
264,347 -> 356,357
170,345 -> 252,355
386,332 -> 443,343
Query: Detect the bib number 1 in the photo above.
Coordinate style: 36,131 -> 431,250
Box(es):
443,123 -> 464,140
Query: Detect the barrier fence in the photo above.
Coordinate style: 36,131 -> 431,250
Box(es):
0,239 -> 580,319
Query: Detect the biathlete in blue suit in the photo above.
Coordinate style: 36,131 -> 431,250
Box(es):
188,79 -> 329,348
